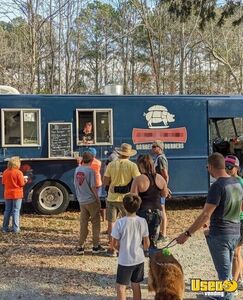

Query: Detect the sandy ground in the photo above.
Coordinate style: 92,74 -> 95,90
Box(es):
0,200 -> 242,300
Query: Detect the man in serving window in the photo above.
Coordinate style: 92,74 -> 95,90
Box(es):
80,121 -> 94,144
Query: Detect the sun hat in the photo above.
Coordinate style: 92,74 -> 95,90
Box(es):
152,140 -> 164,150
225,155 -> 240,167
87,147 -> 97,157
115,143 -> 137,157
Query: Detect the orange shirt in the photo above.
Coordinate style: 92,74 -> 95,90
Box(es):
90,158 -> 102,187
2,168 -> 25,199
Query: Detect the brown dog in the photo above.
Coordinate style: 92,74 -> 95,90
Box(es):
148,251 -> 184,300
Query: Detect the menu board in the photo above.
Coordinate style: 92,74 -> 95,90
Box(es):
48,123 -> 73,158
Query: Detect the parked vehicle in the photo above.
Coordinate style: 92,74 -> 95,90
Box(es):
0,94 -> 242,214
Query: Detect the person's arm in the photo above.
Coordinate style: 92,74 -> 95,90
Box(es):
130,177 -> 140,194
103,176 -> 111,187
111,221 -> 120,250
143,236 -> 150,250
176,203 -> 217,244
111,237 -> 120,251
159,175 -> 169,198
161,168 -> 169,184
157,156 -> 169,183
89,170 -> 100,203
91,186 -> 100,203
17,171 -> 26,187
155,174 -> 169,198
142,219 -> 150,250
132,164 -> 141,178
103,163 -> 111,187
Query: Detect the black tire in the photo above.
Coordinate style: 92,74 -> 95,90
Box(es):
32,181 -> 70,215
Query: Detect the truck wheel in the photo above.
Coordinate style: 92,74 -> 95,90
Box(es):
32,181 -> 70,215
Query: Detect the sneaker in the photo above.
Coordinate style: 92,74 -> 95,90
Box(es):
2,228 -> 10,233
106,249 -> 117,257
237,280 -> 243,290
92,245 -> 106,254
157,233 -> 168,242
76,247 -> 85,255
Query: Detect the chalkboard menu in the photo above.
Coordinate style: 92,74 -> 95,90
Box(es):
48,123 -> 73,158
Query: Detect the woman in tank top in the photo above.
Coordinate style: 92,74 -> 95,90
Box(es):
131,154 -> 168,249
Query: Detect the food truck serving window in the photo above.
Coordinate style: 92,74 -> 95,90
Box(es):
1,108 -> 41,147
76,109 -> 113,146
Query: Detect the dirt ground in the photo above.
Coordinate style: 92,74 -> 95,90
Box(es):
0,199 -> 242,300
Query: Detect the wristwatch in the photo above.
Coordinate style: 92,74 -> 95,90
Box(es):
184,230 -> 192,237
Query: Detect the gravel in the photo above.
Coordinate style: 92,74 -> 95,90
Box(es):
0,202 -> 242,300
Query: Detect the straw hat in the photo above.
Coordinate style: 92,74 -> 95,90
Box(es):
115,143 -> 137,157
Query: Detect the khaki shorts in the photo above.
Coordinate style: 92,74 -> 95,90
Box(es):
106,201 -> 126,222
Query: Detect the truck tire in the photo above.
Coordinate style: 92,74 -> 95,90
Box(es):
32,181 -> 70,215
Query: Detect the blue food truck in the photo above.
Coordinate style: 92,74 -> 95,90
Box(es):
0,94 -> 242,214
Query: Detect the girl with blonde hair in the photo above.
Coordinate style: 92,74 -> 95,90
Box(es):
2,156 -> 27,233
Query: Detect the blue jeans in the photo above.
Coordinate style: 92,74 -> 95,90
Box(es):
2,199 -> 22,233
206,234 -> 240,300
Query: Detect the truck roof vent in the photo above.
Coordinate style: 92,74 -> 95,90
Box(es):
0,85 -> 20,94
104,84 -> 123,95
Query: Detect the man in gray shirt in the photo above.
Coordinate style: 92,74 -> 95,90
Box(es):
74,151 -> 105,255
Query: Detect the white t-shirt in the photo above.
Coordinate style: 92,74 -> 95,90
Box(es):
111,215 -> 149,266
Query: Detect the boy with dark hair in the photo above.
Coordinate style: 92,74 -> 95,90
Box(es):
111,193 -> 150,300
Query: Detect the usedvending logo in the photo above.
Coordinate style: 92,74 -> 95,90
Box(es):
190,279 -> 238,297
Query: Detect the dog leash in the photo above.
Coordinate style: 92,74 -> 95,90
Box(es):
161,237 -> 178,249
148,238 -> 178,266
148,237 -> 178,256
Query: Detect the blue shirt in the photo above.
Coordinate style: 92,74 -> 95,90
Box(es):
207,176 -> 243,236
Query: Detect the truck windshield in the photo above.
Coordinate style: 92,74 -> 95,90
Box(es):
209,118 -> 243,165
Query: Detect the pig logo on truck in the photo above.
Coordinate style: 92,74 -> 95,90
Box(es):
143,105 -> 175,128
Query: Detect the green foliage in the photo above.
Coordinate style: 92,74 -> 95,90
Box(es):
163,0 -> 242,29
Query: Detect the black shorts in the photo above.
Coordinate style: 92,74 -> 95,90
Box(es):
100,198 -> 106,209
239,220 -> 243,245
116,263 -> 144,285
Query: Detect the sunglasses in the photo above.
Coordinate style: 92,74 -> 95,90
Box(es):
152,145 -> 157,148
225,165 -> 234,170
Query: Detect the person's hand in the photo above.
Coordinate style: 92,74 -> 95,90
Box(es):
77,156 -> 82,165
109,185 -> 115,193
167,188 -> 172,199
176,232 -> 189,244
202,223 -> 209,236
204,229 -> 209,237
202,222 -> 209,229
